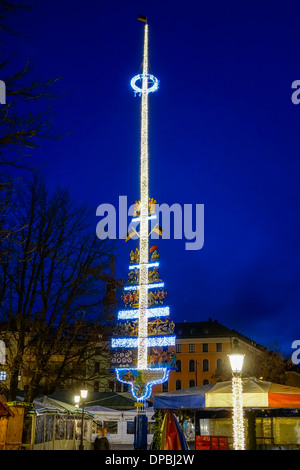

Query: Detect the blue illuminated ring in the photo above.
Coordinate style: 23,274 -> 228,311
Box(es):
131,73 -> 159,95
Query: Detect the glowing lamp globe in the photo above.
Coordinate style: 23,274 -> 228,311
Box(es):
228,353 -> 244,373
80,389 -> 88,399
228,340 -> 245,373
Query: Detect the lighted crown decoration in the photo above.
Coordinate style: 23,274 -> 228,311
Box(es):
111,20 -> 176,401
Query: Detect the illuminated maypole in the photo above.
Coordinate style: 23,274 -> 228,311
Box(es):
137,20 -> 150,369
111,17 -> 176,404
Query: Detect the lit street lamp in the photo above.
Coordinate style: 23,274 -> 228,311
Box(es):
228,339 -> 245,450
74,389 -> 88,450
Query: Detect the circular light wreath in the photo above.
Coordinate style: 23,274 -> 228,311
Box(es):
131,73 -> 159,95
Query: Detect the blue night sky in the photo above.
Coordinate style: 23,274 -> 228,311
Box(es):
5,1 -> 300,357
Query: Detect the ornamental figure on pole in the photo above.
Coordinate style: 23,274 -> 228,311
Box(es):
110,19 -> 176,402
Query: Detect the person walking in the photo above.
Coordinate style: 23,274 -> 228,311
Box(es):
94,428 -> 110,450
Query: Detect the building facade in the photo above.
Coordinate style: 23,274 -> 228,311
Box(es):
152,319 -> 269,395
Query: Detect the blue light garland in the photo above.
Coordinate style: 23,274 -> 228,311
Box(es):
111,335 -> 176,349
117,306 -> 170,320
115,367 -> 169,401
129,262 -> 159,270
124,282 -> 164,292
131,74 -> 159,96
131,214 -> 157,223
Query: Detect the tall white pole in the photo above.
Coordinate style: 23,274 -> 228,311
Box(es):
138,23 -> 149,370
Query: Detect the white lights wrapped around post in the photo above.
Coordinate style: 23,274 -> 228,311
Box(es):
228,339 -> 245,450
138,23 -> 150,370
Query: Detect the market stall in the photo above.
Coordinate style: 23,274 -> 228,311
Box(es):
86,405 -> 156,448
0,395 -> 14,450
21,397 -> 94,450
154,377 -> 300,409
153,377 -> 300,450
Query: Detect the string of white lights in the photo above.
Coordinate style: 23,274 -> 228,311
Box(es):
232,376 -> 245,450
111,335 -> 176,349
130,74 -> 159,96
129,262 -> 159,270
138,23 -> 150,370
131,214 -> 157,223
124,282 -> 164,292
117,306 -> 170,320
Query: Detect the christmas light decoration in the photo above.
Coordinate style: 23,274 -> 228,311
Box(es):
117,306 -> 170,320
123,282 -> 164,291
228,340 -> 245,450
232,376 -> 245,450
111,335 -> 176,349
116,367 -> 169,401
129,262 -> 159,270
148,335 -> 176,347
130,74 -> 159,96
137,22 -> 151,369
131,214 -> 157,223
112,21 -> 176,403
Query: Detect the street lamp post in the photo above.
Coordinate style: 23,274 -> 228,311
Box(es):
228,339 -> 245,450
74,389 -> 88,450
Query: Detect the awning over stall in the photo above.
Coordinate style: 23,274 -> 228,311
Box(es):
154,378 -> 300,409
154,383 -> 214,409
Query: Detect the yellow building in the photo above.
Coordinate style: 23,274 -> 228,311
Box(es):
152,319 -> 268,395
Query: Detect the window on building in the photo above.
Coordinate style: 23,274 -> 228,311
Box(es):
203,359 -> 209,372
176,359 -> 181,372
202,343 -> 208,352
162,381 -> 168,392
116,381 -> 122,392
94,380 -> 99,392
189,359 -> 195,372
123,383 -> 130,392
203,379 -> 209,385
189,344 -> 195,353
176,344 -> 181,353
189,379 -> 195,387
94,361 -> 100,373
103,421 -> 118,434
216,358 -> 223,371
216,343 -> 222,352
127,421 -> 135,434
176,380 -> 181,391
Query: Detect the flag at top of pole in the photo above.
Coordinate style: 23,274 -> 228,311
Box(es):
138,15 -> 147,23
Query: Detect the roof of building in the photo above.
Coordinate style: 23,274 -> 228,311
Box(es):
47,391 -> 146,410
175,319 -> 266,352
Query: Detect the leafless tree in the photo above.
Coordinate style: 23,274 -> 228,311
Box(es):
0,1 -> 68,306
0,1 -> 67,172
0,177 -> 117,402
